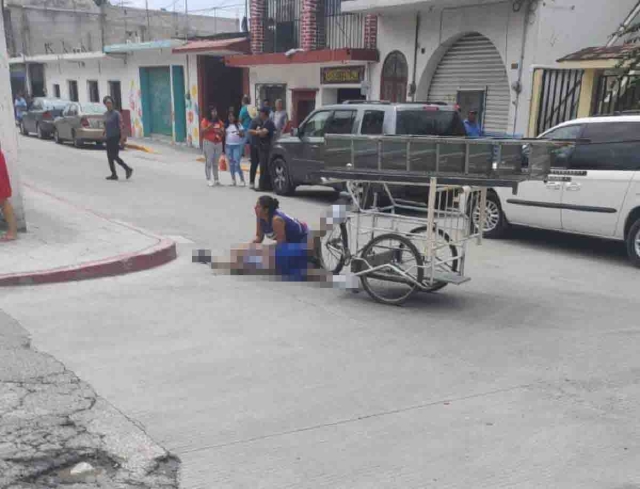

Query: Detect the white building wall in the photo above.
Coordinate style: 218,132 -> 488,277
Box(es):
370,0 -> 638,135
43,49 -> 199,147
249,61 -> 373,116
0,12 -> 25,230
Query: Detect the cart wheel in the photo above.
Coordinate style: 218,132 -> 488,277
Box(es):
320,222 -> 348,275
359,233 -> 424,306
407,226 -> 458,293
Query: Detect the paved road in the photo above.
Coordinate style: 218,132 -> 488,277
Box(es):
2,136 -> 640,488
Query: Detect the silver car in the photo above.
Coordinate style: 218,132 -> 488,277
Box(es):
53,102 -> 106,148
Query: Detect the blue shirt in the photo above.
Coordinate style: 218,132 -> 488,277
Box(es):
104,110 -> 123,139
239,105 -> 252,131
260,210 -> 308,243
464,120 -> 483,138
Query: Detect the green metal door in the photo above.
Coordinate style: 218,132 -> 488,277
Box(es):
146,67 -> 172,136
171,65 -> 187,143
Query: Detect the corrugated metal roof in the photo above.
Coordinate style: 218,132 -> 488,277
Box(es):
172,37 -> 249,55
557,44 -> 638,62
104,39 -> 186,54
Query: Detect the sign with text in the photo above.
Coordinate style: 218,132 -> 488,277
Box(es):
321,66 -> 365,85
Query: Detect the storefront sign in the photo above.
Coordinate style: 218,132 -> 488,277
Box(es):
321,66 -> 365,85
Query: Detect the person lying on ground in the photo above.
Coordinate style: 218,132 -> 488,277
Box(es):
193,196 -> 358,288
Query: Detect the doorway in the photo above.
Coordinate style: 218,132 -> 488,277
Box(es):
291,89 -> 317,127
140,67 -> 173,136
198,56 -> 243,134
337,88 -> 364,104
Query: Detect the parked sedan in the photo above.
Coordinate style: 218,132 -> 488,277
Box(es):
53,102 -> 106,147
19,98 -> 70,139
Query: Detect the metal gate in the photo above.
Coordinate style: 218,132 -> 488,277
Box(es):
427,33 -> 510,133
593,74 -> 640,115
535,69 -> 583,135
146,67 -> 172,137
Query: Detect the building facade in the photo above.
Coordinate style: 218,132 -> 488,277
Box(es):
3,0 -> 239,99
30,35 -> 249,149
227,0 -> 379,126
343,0 -> 639,136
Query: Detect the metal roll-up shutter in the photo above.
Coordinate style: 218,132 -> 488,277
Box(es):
428,33 -> 510,133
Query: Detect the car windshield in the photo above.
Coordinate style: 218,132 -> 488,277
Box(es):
82,103 -> 106,114
396,110 -> 466,136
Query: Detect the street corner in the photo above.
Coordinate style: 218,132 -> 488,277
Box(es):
0,185 -> 177,287
0,310 -> 180,489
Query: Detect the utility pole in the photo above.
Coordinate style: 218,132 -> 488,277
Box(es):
145,0 -> 150,40
184,0 -> 189,40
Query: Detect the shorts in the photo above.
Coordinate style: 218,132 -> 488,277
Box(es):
274,241 -> 310,282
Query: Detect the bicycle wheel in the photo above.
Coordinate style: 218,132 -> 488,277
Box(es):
407,226 -> 459,293
359,233 -> 424,306
320,222 -> 348,275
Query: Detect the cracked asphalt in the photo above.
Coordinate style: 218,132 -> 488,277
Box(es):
0,308 -> 180,489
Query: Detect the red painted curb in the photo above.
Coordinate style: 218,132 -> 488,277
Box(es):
0,184 -> 178,287
0,239 -> 176,287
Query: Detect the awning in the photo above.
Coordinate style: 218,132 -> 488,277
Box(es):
9,51 -> 106,65
225,48 -> 379,67
172,37 -> 250,56
557,44 -> 637,69
104,39 -> 185,54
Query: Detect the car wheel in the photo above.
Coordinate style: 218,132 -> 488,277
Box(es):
54,129 -> 63,144
72,131 -> 83,148
37,123 -> 46,139
627,219 -> 640,268
19,121 -> 28,136
271,158 -> 295,195
472,192 -> 508,238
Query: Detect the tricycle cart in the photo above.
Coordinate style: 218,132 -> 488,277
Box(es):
316,134 -> 567,305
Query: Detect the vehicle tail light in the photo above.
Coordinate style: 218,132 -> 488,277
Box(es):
42,111 -> 52,120
81,117 -> 90,128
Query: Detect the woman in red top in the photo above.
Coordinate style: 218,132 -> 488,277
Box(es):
200,106 -> 224,187
0,146 -> 18,241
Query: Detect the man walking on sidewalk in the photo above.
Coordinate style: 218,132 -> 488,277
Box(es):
248,108 -> 275,191
103,96 -> 133,181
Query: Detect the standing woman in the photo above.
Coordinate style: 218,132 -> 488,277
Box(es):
201,106 -> 224,187
238,95 -> 252,158
225,111 -> 246,186
102,96 -> 133,181
0,145 -> 18,241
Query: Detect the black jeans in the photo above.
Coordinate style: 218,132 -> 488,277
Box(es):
258,146 -> 272,191
249,144 -> 260,185
106,136 -> 131,176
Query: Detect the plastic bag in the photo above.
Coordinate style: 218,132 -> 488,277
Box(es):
219,154 -> 228,172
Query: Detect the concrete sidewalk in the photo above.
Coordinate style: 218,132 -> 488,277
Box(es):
0,184 -> 176,286
0,308 -> 180,488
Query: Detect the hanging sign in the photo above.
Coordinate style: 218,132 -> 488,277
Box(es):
321,66 -> 365,85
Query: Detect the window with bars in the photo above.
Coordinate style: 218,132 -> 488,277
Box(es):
593,74 -> 640,115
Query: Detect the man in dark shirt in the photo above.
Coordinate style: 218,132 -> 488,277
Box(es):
102,96 -> 133,180
249,108 -> 275,191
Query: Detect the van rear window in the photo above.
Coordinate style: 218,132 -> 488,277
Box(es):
396,110 -> 466,136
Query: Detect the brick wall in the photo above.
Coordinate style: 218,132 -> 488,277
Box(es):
364,14 -> 378,50
250,0 -> 266,54
301,0 -> 319,51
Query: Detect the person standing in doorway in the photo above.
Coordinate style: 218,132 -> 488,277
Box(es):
225,111 -> 246,186
239,95 -> 252,158
248,107 -> 275,192
463,110 -> 483,138
0,145 -> 18,241
201,106 -> 224,187
14,92 -> 27,124
103,96 -> 133,181
272,99 -> 288,141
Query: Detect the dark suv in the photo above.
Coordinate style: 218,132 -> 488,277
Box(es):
268,101 -> 465,195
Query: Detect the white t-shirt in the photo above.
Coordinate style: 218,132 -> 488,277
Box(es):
225,124 -> 244,145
